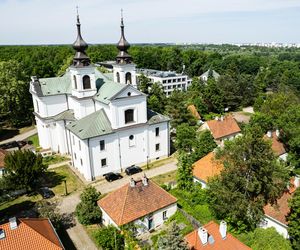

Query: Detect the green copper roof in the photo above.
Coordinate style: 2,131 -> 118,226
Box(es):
66,109 -> 113,139
147,109 -> 170,124
39,72 -> 72,96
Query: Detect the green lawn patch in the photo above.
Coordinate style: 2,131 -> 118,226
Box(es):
27,134 -> 40,148
169,187 -> 215,225
140,155 -> 176,170
151,170 -> 176,186
167,210 -> 194,235
43,155 -> 69,165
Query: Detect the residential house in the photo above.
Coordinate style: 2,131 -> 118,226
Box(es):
192,152 -> 224,188
185,221 -> 251,250
0,217 -> 64,250
200,116 -> 241,146
261,177 -> 299,239
0,149 -> 8,177
98,176 -> 177,233
264,130 -> 287,161
200,69 -> 220,83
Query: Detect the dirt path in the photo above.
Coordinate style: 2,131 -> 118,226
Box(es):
57,160 -> 177,249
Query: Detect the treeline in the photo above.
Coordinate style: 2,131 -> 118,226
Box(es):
0,44 -> 300,127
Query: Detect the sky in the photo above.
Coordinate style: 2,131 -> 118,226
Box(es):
0,0 -> 300,45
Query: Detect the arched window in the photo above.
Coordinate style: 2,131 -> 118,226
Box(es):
116,72 -> 120,83
73,75 -> 77,89
83,75 -> 91,89
125,109 -> 134,124
125,72 -> 132,84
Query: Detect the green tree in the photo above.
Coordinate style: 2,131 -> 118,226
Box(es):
240,228 -> 292,250
93,225 -> 125,250
75,186 -> 102,225
207,126 -> 289,231
157,222 -> 189,250
203,78 -> 225,113
176,153 -> 194,191
137,74 -> 151,94
192,130 -> 217,161
148,82 -> 167,114
0,60 -> 33,126
175,123 -> 196,153
287,188 -> 300,249
3,150 -> 47,192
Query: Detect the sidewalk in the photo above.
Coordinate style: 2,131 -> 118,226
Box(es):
0,127 -> 37,145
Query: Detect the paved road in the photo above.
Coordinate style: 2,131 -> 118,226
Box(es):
0,127 -> 37,145
58,160 -> 177,249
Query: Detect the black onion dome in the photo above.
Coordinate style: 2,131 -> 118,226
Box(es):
116,17 -> 132,64
72,14 -> 90,67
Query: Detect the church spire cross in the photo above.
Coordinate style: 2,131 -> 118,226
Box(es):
116,9 -> 132,64
72,7 -> 90,67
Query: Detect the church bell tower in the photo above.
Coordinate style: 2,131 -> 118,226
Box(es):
70,10 -> 97,99
113,11 -> 137,88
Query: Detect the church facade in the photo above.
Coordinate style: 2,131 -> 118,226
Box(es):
29,14 -> 170,181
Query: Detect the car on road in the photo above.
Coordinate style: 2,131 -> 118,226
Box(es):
125,165 -> 143,175
104,172 -> 123,182
39,187 -> 55,199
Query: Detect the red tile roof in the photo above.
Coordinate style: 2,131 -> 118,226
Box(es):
263,179 -> 297,225
188,105 -> 201,120
263,132 -> 286,156
207,116 -> 241,140
0,149 -> 8,169
0,218 -> 64,250
98,178 -> 177,226
193,152 -> 223,183
185,221 -> 251,250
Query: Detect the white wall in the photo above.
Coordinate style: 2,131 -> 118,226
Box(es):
261,216 -> 289,239
68,96 -> 95,120
148,123 -> 169,161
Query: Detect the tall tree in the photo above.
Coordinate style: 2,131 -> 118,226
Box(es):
207,126 -> 289,231
148,82 -> 167,114
137,74 -> 151,94
93,225 -> 125,250
192,130 -> 217,161
4,150 -> 47,192
175,123 -> 196,153
176,153 -> 194,191
287,188 -> 300,250
157,222 -> 189,250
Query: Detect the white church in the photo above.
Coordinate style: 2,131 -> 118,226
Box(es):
29,14 -> 170,181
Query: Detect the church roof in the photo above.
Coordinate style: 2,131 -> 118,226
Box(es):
34,110 -> 75,122
66,109 -> 113,140
147,109 -> 170,124
38,72 -> 72,96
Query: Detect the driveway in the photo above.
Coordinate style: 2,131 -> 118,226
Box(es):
57,160 -> 177,249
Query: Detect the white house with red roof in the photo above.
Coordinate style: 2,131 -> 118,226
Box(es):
200,115 -> 241,146
98,176 -> 177,233
0,217 -> 64,250
264,130 -> 288,161
261,177 -> 299,238
185,221 -> 251,250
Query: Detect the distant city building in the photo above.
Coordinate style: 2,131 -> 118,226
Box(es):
98,176 -> 177,233
30,14 -> 170,181
200,69 -> 220,82
136,68 -> 192,96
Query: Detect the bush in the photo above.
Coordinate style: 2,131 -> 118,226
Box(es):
93,225 -> 124,250
75,186 -> 102,225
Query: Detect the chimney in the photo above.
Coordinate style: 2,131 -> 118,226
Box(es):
219,220 -> 227,239
294,175 -> 300,188
198,227 -> 208,245
275,129 -> 280,138
130,178 -> 135,187
221,116 -> 224,121
142,174 -> 148,186
9,217 -> 17,230
214,116 -> 219,121
267,131 -> 272,138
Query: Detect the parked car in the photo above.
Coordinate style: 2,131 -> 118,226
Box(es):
125,165 -> 142,175
104,172 -> 123,182
39,187 -> 55,199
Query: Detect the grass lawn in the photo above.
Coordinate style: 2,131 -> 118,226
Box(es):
26,134 -> 40,148
43,155 -> 69,165
48,165 -> 84,196
169,188 -> 215,225
151,170 -> 176,186
140,155 -> 176,170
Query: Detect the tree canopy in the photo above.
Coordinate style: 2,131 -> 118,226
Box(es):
287,188 -> 300,250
